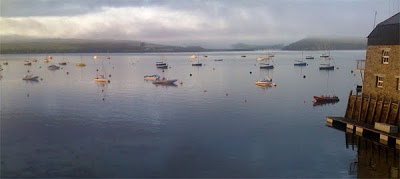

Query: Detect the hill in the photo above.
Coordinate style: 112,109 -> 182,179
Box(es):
282,37 -> 367,50
0,37 -> 206,53
232,43 -> 284,50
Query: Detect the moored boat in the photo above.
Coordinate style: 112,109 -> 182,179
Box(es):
256,76 -> 273,86
22,74 -> 39,81
305,56 -> 314,59
260,63 -> 274,69
24,60 -> 31,65
214,59 -> 223,61
47,65 -> 60,70
144,75 -> 160,81
94,75 -> 109,83
313,95 -> 339,103
59,62 -> 67,65
319,65 -> 334,70
192,63 -> 202,66
152,78 -> 177,85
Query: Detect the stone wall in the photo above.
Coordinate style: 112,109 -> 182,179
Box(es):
363,45 -> 400,100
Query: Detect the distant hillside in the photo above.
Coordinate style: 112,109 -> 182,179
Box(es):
232,43 -> 284,50
283,37 -> 367,50
0,37 -> 206,53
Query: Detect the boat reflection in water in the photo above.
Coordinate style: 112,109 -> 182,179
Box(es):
312,101 -> 339,107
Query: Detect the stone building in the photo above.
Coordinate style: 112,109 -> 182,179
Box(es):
363,12 -> 399,101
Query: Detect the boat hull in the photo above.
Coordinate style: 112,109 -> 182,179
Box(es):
192,63 -> 202,66
313,96 -> 339,102
76,63 -> 86,67
319,66 -> 334,70
260,65 -> 274,69
294,62 -> 307,66
152,79 -> 177,85
157,65 -> 168,69
94,78 -> 109,83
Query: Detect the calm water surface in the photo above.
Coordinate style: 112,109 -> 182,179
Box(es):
1,51 -> 397,177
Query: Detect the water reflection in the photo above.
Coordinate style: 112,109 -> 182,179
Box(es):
345,133 -> 399,178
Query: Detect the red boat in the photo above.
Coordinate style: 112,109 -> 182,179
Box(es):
313,95 -> 339,103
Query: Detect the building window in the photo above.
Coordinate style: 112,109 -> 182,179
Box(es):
381,50 -> 389,64
376,76 -> 383,88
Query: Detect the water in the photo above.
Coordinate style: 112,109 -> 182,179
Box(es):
0,51 -> 396,177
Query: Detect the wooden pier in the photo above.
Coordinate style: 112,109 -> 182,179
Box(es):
327,116 -> 400,149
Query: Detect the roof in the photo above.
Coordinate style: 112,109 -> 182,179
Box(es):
367,12 -> 400,46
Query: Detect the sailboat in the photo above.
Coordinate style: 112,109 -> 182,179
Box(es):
294,52 -> 307,66
191,55 -> 202,66
255,76 -> 273,86
59,54 -> 67,65
44,55 -> 52,63
156,56 -> 168,69
94,57 -> 109,83
320,44 -> 330,58
76,56 -> 86,67
319,56 -> 334,70
259,55 -> 274,69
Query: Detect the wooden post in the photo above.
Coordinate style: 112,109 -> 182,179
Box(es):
351,95 -> 357,120
363,95 -> 371,123
358,94 -> 363,122
396,102 -> 400,127
384,99 -> 392,123
345,90 -> 353,118
378,97 -> 385,122
371,96 -> 378,124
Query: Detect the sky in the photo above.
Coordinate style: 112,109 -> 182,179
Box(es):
0,0 -> 399,48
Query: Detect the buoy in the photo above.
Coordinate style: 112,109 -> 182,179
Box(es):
112,67 -> 114,69
351,70 -> 353,73
190,74 -> 192,76
109,74 -> 111,77
203,89 -> 207,92
27,93 -> 29,97
162,70 -> 164,72
39,66 -> 41,68
27,70 -> 30,73
353,74 -> 356,77
250,71 -> 252,74
96,69 -> 98,71
337,67 -> 339,69
303,75 -> 306,78
66,72 -> 69,75
226,93 -> 228,96
213,68 -> 215,70
40,78 -> 43,80
108,80 -> 111,83
273,83 -> 277,86
244,99 -> 247,103
102,89 -> 104,92
179,81 -> 183,85
304,100 -> 306,103
102,98 -> 105,101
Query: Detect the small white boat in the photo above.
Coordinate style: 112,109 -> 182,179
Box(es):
94,75 -> 109,83
256,76 -> 273,86
256,56 -> 270,61
33,59 -> 38,62
22,74 -> 39,81
47,65 -> 60,70
152,78 -> 177,85
144,75 -> 160,81
44,59 -> 50,63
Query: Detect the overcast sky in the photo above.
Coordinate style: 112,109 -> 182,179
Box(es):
1,0 -> 399,48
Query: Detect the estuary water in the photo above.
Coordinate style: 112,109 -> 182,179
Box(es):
1,50 -> 396,177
